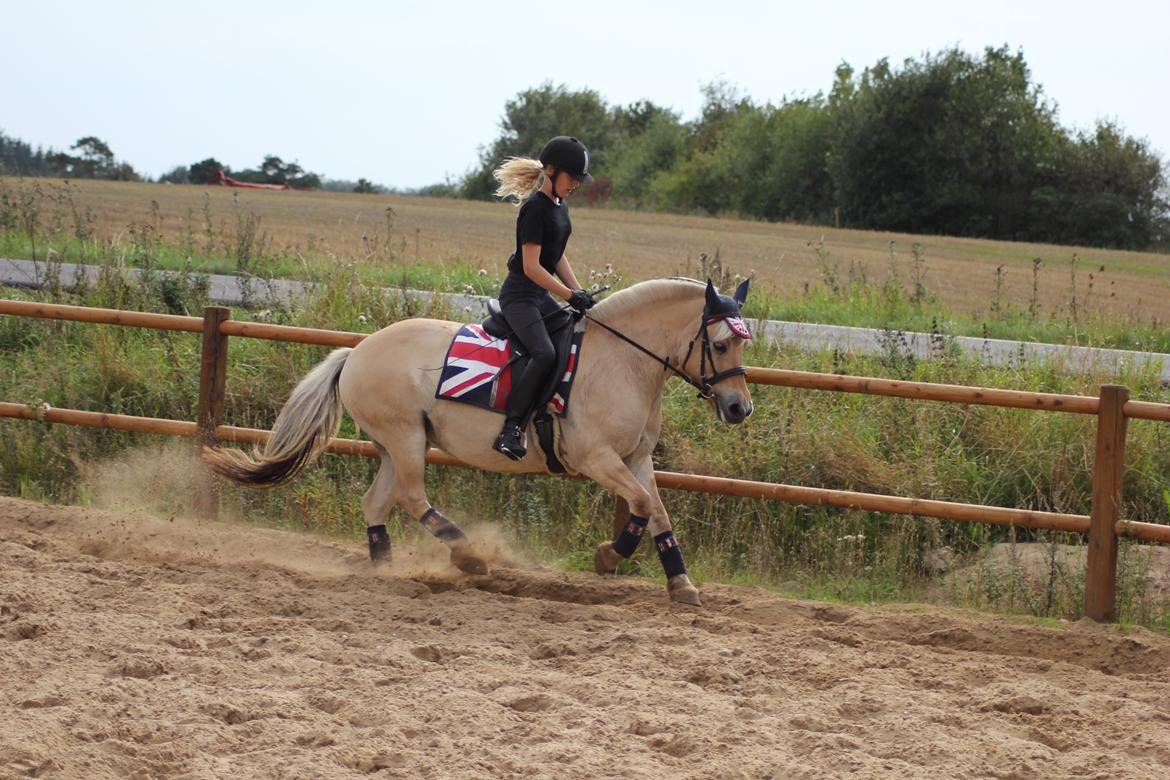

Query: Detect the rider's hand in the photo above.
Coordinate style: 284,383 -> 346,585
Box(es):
568,289 -> 595,314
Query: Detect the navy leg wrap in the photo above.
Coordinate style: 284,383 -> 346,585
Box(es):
368,524 -> 391,563
654,531 -> 686,578
419,507 -> 467,545
612,513 -> 649,558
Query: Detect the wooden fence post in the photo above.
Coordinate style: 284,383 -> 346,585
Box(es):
194,306 -> 231,520
1084,384 -> 1129,622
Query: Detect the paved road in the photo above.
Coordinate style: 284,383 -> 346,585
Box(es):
3,257 -> 1167,382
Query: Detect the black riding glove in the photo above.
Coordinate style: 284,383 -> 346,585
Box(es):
568,289 -> 595,314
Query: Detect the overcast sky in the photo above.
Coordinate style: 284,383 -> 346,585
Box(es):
4,0 -> 1167,189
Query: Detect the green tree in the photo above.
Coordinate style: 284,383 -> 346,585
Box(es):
827,46 -> 1064,238
187,158 -> 226,184
47,136 -> 139,180
607,110 -> 688,207
462,82 -> 615,199
353,178 -> 377,194
261,155 -> 299,184
1030,122 -> 1168,248
640,83 -> 752,216
72,136 -> 116,177
233,155 -> 321,189
713,98 -> 834,222
635,85 -> 834,221
612,99 -> 674,139
0,131 -> 53,176
157,165 -> 189,184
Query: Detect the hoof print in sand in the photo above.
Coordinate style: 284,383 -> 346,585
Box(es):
410,644 -> 460,664
201,702 -> 261,725
504,693 -> 554,713
112,656 -> 166,679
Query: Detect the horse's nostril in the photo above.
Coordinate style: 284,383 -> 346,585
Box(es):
729,403 -> 743,418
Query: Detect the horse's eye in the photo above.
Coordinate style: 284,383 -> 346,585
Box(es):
714,341 -> 728,354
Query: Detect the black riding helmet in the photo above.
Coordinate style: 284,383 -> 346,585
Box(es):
539,136 -> 593,198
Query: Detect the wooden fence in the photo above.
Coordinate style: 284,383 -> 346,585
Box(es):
3,298 -> 1170,623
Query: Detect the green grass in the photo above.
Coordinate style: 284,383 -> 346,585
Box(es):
733,247 -> 1170,352
0,232 -> 505,298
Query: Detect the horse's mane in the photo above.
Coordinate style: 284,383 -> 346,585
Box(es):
592,277 -> 705,321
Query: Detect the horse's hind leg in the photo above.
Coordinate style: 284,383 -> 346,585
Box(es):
386,426 -> 488,575
363,443 -> 396,564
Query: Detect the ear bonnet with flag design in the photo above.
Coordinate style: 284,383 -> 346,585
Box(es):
704,278 -> 752,340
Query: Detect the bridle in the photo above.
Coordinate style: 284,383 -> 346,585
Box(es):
681,314 -> 749,398
583,306 -> 747,400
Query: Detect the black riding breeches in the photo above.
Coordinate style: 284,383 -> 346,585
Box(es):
499,276 -> 564,424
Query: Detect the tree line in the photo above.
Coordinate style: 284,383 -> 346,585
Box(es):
0,135 -> 141,181
0,134 -> 429,196
159,156 -> 322,190
0,135 -> 325,191
462,47 -> 1168,250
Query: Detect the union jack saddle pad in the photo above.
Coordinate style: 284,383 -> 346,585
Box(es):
435,323 -> 584,416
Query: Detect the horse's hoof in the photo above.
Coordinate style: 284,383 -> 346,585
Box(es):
668,574 -> 702,607
593,542 -> 622,575
450,546 -> 488,575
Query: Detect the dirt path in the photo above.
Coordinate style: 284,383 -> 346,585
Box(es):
2,497 -> 1169,779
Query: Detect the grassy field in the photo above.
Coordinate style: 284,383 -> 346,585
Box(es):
3,177 -> 1169,349
2,177 -> 1170,629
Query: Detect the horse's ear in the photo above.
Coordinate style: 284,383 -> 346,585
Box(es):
705,279 -> 719,309
733,278 -> 750,306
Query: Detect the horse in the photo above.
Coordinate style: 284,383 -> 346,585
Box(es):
202,277 -> 754,606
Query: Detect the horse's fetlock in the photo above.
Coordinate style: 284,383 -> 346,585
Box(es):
420,507 -> 467,545
612,513 -> 649,557
368,524 -> 391,565
654,530 -> 686,578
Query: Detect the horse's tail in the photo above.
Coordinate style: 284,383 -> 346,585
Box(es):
203,347 -> 351,488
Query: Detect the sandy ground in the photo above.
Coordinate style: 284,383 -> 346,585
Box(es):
2,497 -> 1170,779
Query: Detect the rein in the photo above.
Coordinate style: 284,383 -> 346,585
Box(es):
584,308 -> 746,400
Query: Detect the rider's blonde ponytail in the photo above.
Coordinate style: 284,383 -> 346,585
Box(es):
493,157 -> 545,205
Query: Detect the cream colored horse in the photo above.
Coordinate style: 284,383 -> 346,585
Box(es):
204,277 -> 753,605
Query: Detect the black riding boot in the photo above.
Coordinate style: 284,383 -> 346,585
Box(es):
494,349 -> 553,462
493,418 -> 527,461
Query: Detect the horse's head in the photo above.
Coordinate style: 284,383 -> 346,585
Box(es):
680,279 -> 754,424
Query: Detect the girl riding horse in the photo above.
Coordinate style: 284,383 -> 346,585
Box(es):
490,136 -> 597,460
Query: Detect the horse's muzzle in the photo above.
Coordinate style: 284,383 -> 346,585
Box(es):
715,394 -> 753,424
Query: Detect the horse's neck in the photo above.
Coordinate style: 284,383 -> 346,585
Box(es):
591,293 -> 702,391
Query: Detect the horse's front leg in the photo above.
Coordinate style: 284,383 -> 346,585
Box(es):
583,449 -> 701,607
629,454 -> 702,606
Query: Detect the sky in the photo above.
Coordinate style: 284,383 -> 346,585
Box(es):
3,0 -> 1168,189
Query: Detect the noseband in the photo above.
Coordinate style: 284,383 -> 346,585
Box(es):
584,305 -> 747,400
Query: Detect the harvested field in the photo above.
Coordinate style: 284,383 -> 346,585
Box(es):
3,178 -> 1168,322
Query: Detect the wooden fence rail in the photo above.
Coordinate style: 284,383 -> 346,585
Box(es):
3,298 -> 1170,622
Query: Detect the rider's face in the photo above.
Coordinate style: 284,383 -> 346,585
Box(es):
546,169 -> 583,198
